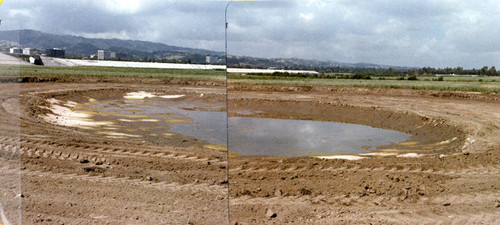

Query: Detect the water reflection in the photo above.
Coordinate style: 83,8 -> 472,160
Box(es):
76,96 -> 410,156
228,117 -> 410,156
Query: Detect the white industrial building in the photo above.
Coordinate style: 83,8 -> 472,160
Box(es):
97,50 -> 116,60
9,47 -> 22,54
23,48 -> 33,55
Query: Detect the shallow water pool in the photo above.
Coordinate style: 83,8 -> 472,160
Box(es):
60,93 -> 410,157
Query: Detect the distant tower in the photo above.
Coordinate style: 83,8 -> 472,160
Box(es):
206,55 -> 218,64
97,50 -> 105,60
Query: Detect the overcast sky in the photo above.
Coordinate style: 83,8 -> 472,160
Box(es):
1,0 -> 499,68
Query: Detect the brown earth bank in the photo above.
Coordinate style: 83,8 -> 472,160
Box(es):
0,77 -> 498,224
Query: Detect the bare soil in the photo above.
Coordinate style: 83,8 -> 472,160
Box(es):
0,77 -> 499,224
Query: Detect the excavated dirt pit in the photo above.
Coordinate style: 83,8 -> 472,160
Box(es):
40,90 -> 413,158
5,80 -> 498,224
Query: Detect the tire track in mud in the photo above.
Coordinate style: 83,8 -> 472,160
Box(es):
21,138 -> 496,177
1,137 -> 225,165
229,194 -> 402,208
230,193 -> 402,207
1,141 -> 108,164
23,169 -> 227,195
228,162 -> 500,176
230,195 -> 313,206
1,140 -> 227,195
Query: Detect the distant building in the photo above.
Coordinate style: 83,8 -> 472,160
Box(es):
206,55 -> 218,64
22,48 -> 39,55
97,50 -> 116,60
9,47 -> 22,54
47,48 -> 65,58
23,48 -> 32,55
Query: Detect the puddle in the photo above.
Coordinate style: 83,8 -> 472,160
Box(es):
42,92 -> 410,157
60,93 -> 227,144
228,117 -> 410,157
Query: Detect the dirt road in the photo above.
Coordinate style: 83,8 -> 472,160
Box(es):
0,77 -> 498,224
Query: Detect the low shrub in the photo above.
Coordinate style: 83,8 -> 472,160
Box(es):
407,75 -> 418,80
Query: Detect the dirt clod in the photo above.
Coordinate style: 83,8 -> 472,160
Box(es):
266,209 -> 277,218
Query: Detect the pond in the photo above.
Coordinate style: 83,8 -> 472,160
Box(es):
52,92 -> 410,157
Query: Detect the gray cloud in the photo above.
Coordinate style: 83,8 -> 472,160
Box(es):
0,0 -> 499,68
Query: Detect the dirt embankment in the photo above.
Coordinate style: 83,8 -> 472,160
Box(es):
230,84 -> 500,101
0,77 -> 498,224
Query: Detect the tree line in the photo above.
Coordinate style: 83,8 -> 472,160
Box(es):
315,66 -> 499,76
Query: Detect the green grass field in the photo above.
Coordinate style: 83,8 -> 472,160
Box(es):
1,65 -> 499,93
228,74 -> 500,93
0,65 -> 226,80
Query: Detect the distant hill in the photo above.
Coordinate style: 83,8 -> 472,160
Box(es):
226,56 -> 414,72
0,29 -> 222,60
0,29 -> 413,71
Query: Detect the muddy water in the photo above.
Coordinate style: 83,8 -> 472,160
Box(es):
75,95 -> 410,156
76,96 -> 227,145
229,117 -> 410,156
